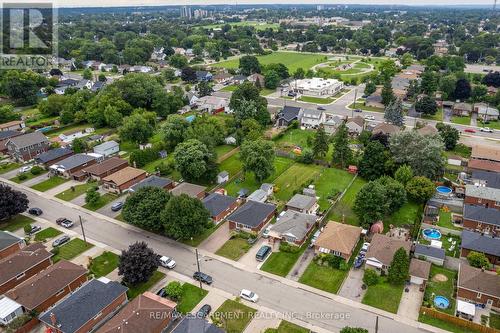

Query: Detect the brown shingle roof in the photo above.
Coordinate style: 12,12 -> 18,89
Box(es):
365,234 -> 411,266
5,260 -> 87,310
102,167 -> 146,186
347,116 -> 365,128
372,123 -> 400,135
95,291 -> 177,333
83,157 -> 128,177
170,182 -> 206,198
468,159 -> 500,173
458,264 -> 500,298
0,243 -> 52,286
0,120 -> 23,129
409,258 -> 431,279
417,124 -> 438,136
471,145 -> 500,162
315,221 -> 362,255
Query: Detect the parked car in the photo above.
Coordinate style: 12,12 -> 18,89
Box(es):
28,207 -> 43,216
317,106 -> 326,111
354,109 -> 362,113
193,271 -> 213,285
197,304 -> 212,318
159,256 -> 176,269
52,235 -> 70,247
309,230 -> 321,248
480,127 -> 493,133
361,242 -> 370,252
56,218 -> 74,228
27,225 -> 42,235
364,115 -> 375,120
111,201 -> 124,212
288,92 -> 297,97
262,226 -> 271,238
240,289 -> 259,303
255,245 -> 272,261
156,288 -> 167,298
19,165 -> 32,173
464,128 -> 476,133
353,257 -> 364,269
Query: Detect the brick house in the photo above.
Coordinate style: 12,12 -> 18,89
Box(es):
0,231 -> 24,260
227,200 -> 276,233
39,278 -> 129,333
34,148 -> 74,168
129,175 -> 174,193
82,157 -> 129,181
460,230 -> 500,265
6,132 -> 50,162
0,243 -> 53,294
0,130 -> 22,154
365,234 -> 411,274
5,260 -> 87,315
102,166 -> 147,194
464,185 -> 500,210
471,145 -> 500,163
170,182 -> 206,199
462,204 -> 500,235
0,120 -> 24,132
457,264 -> 500,310
269,211 -> 317,246
202,193 -> 240,224
49,153 -> 99,180
314,221 -> 362,261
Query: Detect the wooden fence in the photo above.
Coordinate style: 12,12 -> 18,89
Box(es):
420,307 -> 500,333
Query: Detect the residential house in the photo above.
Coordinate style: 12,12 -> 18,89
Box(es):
95,292 -> 177,333
170,316 -> 224,333
248,73 -> 265,87
170,182 -> 206,199
409,258 -> 431,285
4,260 -> 87,316
462,204 -> 499,235
276,106 -> 302,127
471,145 -> 500,163
314,221 -> 362,261
0,243 -> 53,294
227,200 -> 276,233
261,183 -> 274,196
0,231 -> 24,260
49,153 -> 98,180
93,140 -> 119,157
269,211 -> 316,246
247,189 -> 268,203
452,102 -> 473,116
39,278 -> 129,333
323,116 -> 344,135
217,171 -> 229,184
0,130 -> 22,154
59,128 -> 94,144
372,123 -> 400,136
0,297 -> 23,325
174,47 -> 186,55
186,91 -> 199,106
464,185 -> 500,209
414,244 -> 445,266
151,47 -> 167,61
91,81 -> 106,92
460,230 -> 500,265
232,74 -> 247,85
213,72 -> 233,84
468,159 -> 500,174
365,234 -> 411,273
345,116 -> 365,135
286,193 -> 318,214
82,157 -> 129,181
6,132 -> 50,162
0,120 -> 25,132
301,109 -> 326,129
195,96 -> 229,114
471,170 -> 500,189
102,167 -> 147,194
417,124 -> 438,136
365,92 -> 383,108
202,193 -> 239,224
474,103 -> 500,121
195,71 -> 213,82
34,148 -> 74,168
457,264 -> 500,310
129,176 -> 174,193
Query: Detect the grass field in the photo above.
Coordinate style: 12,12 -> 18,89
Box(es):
52,238 -> 94,263
31,176 -> 68,192
347,100 -> 385,112
215,237 -> 252,261
212,299 -> 257,333
419,313 -> 484,333
424,266 -> 457,315
55,182 -> 97,201
299,96 -> 333,104
260,243 -> 308,277
274,128 -> 315,149
327,177 -> 367,225
314,168 -> 354,211
299,261 -> 347,294
89,251 -> 119,277
218,152 -> 243,177
362,277 -> 404,313
215,145 -> 236,160
175,283 -> 208,314
83,193 -> 117,211
384,201 -> 422,231
213,51 -> 328,73
273,163 -> 323,202
451,116 -> 471,126
126,270 -> 166,299
490,312 -> 500,330
34,227 -> 62,242
0,215 -> 35,232
437,210 -> 461,230
265,321 -> 309,333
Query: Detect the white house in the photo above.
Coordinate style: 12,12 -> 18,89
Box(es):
292,78 -> 344,97
474,103 -> 500,121
0,297 -> 23,325
301,109 -> 326,129
195,96 -> 229,114
217,171 -> 229,184
93,140 -> 119,157
247,189 -> 268,203
59,128 -> 94,144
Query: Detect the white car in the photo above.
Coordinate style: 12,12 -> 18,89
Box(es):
262,226 -> 271,238
364,115 -> 375,121
160,256 -> 176,269
360,242 -> 370,252
480,127 -> 493,133
19,165 -> 33,173
240,289 -> 259,303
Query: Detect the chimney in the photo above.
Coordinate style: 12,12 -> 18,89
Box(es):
50,312 -> 57,327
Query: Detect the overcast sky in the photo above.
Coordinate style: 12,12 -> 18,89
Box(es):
55,0 -> 494,7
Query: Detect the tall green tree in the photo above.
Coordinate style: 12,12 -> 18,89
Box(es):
174,139 -> 218,182
313,125 -> 329,158
122,187 -> 171,232
118,112 -> 155,144
353,181 -> 388,228
332,123 -> 352,169
161,194 -> 211,240
405,176 -> 435,203
0,105 -> 20,123
240,140 -> 275,182
394,165 -> 414,186
160,115 -> 190,150
384,99 -> 404,126
415,96 -> 438,116
381,79 -> 395,106
239,55 -> 261,75
118,242 -> 159,286
359,141 -> 387,181
436,123 -> 460,150
388,247 -> 410,285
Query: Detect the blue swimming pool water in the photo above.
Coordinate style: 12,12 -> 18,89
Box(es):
186,115 -> 196,123
436,186 -> 452,194
423,228 -> 442,240
434,296 -> 450,309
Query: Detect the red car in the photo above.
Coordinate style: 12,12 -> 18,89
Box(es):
464,128 -> 476,133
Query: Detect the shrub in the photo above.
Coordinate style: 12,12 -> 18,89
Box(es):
363,269 -> 379,286
23,224 -> 32,235
30,166 -> 44,175
17,173 -> 28,181
165,281 -> 183,301
279,242 -> 301,253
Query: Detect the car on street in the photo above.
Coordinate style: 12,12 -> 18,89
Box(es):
317,106 -> 326,111
480,127 -> 493,133
464,128 -> 476,133
111,201 -> 124,211
56,218 -> 74,228
193,271 -> 213,285
197,304 -> 212,318
159,256 -> 176,269
26,225 -> 42,235
354,109 -> 362,113
28,207 -> 43,216
156,288 -> 167,298
52,235 -> 70,247
19,165 -> 32,173
364,115 -> 375,120
240,289 -> 259,303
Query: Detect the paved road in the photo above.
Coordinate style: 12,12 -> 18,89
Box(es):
4,181 -> 445,333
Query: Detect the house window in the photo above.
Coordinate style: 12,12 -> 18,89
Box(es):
16,273 -> 25,280
477,293 -> 482,299
55,289 -> 65,297
93,312 -> 102,320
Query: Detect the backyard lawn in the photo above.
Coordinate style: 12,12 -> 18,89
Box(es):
490,312 -> 500,330
437,210 -> 461,231
273,163 -> 323,202
327,177 -> 367,225
55,181 -> 97,201
362,277 -> 404,313
212,299 -> 257,333
126,270 -> 166,299
34,227 -> 62,242
299,261 -> 347,294
175,283 -> 208,314
424,266 -> 457,315
89,251 -> 119,277
419,313 -> 484,333
215,237 -> 252,261
215,145 -> 236,161
265,320 -> 309,333
52,238 -> 94,263
31,176 -> 68,192
218,152 -> 243,177
83,193 -> 118,211
0,215 -> 35,232
384,201 -> 422,231
347,100 -> 384,112
420,235 -> 461,258
273,128 -> 314,149
314,168 -> 354,211
260,244 -> 308,277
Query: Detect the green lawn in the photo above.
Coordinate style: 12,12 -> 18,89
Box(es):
218,153 -> 243,177
215,237 -> 252,261
384,201 -> 422,231
299,261 -> 347,294
31,176 -> 69,192
181,221 -> 224,247
260,88 -> 275,96
273,163 -> 323,202
419,312 -> 484,333
265,321 -> 309,333
260,243 -> 308,277
362,277 -> 404,314
215,145 -> 236,160
88,251 -> 119,277
175,283 -> 209,314
424,266 -> 457,315
221,85 -> 238,92
212,299 -> 257,333
437,210 -> 461,231
52,238 -> 94,263
327,177 -> 367,225
490,312 -> 500,330
299,96 -> 333,104
274,128 -> 315,149
126,270 -> 166,299
0,162 -> 20,174
451,116 -> 471,126
10,170 -> 48,183
55,182 -> 97,201
83,193 -> 117,211
479,119 -> 500,130
347,100 -> 385,112
422,108 -> 444,122
314,168 -> 354,211
34,227 -> 62,242
0,215 -> 35,232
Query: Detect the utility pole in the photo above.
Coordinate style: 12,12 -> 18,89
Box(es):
195,248 -> 203,290
79,215 -> 86,243
375,315 -> 379,333
352,88 -> 357,118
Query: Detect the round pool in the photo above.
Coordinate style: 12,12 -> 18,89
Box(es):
434,296 -> 450,309
422,228 -> 442,241
436,186 -> 452,196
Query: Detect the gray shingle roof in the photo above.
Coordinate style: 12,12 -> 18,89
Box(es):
461,230 -> 500,257
463,204 -> 500,227
172,316 -> 224,333
227,201 -> 276,228
202,193 -> 237,218
0,231 -> 22,251
414,244 -> 446,260
471,170 -> 500,189
286,193 -> 316,210
278,106 -> 301,122
270,211 -> 316,241
53,153 -> 96,170
302,108 -> 324,119
35,148 -> 73,164
93,140 -> 118,151
0,130 -> 20,140
129,176 -> 172,192
8,132 -> 48,149
39,278 -> 128,333
465,184 -> 500,202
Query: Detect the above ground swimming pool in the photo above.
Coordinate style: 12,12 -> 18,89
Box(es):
436,186 -> 452,196
422,228 -> 442,241
434,296 -> 450,309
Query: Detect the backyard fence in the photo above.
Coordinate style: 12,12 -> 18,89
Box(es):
421,222 -> 462,237
420,307 -> 500,333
